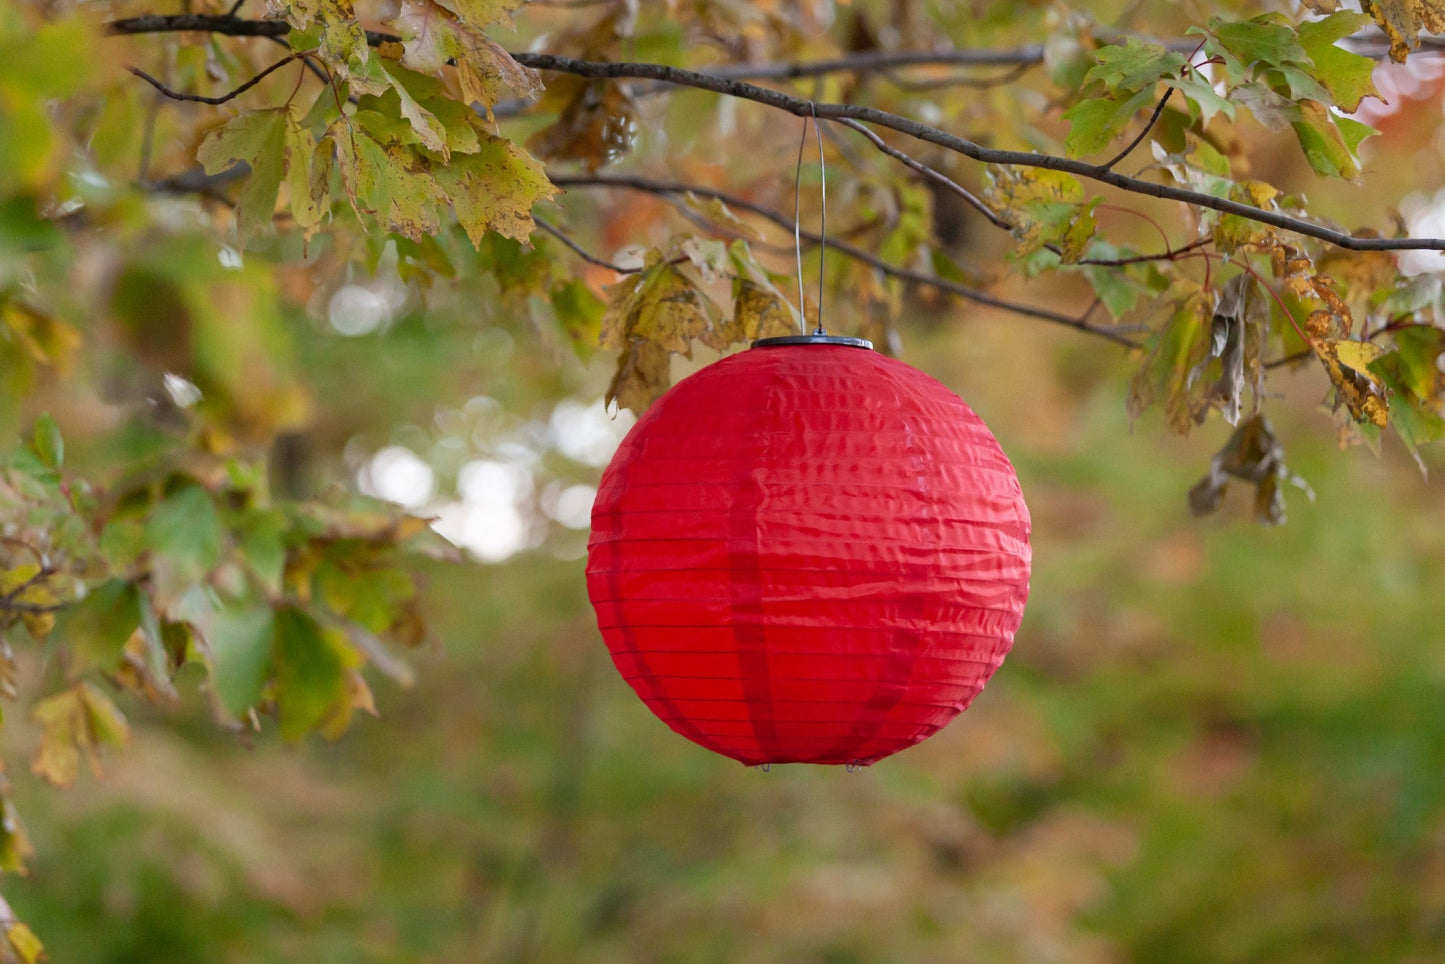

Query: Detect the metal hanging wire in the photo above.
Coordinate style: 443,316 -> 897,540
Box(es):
792,103 -> 827,335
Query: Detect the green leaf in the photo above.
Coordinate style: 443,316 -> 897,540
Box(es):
273,607 -> 354,740
1205,14 -> 1307,70
30,413 -> 61,469
237,508 -> 288,598
331,124 -> 442,241
205,605 -> 275,719
1063,88 -> 1157,156
1171,72 -> 1236,124
551,278 -> 606,360
1290,101 -> 1366,179
196,108 -> 289,244
146,485 -> 225,608
1084,40 -> 1186,91
1297,12 -> 1381,110
52,579 -> 140,670
1128,283 -> 1213,432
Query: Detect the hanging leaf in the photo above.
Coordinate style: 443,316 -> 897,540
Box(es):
30,682 -> 131,787
196,107 -> 289,244
1315,338 -> 1389,427
273,606 -> 357,741
1186,275 -> 1257,427
203,606 -> 276,720
1359,0 -> 1445,62
1188,413 -> 1312,525
146,485 -> 225,612
528,78 -> 638,171
1128,283 -> 1213,433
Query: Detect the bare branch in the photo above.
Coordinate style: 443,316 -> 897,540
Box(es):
552,173 -> 1141,346
835,118 -> 1011,230
127,53 -> 302,106
534,217 -> 639,274
1100,86 -> 1173,171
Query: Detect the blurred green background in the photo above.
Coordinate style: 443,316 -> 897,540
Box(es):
7,304 -> 1445,963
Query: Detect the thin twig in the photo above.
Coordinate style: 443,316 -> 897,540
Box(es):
533,217 -> 638,273
127,53 -> 301,106
552,173 -> 1140,346
839,117 -> 1207,266
1100,87 -> 1173,171
836,118 -> 1011,230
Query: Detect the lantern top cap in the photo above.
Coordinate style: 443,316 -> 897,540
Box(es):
751,334 -> 874,350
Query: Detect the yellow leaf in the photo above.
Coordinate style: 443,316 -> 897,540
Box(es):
1315,339 -> 1389,427
1363,0 -> 1445,61
5,922 -> 43,964
29,690 -> 82,788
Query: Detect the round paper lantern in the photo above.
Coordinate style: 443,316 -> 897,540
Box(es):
586,335 -> 1031,767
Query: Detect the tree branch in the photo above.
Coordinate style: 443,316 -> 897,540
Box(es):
103,15 -> 1445,252
515,53 -> 1445,253
127,53 -> 302,106
534,217 -> 638,273
552,173 -> 1141,346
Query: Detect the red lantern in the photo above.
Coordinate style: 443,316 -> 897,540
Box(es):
586,336 -> 1031,767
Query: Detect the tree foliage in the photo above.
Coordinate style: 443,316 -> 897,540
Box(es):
2,0 -> 1445,954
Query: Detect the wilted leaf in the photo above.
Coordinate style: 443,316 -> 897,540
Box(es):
31,682 -> 130,787
390,0 -> 541,113
734,280 -> 800,341
330,124 -> 443,241
606,340 -> 672,414
1189,413 -> 1311,525
1128,284 -> 1213,432
1361,0 -> 1445,62
529,78 -> 637,171
1186,275 -> 1255,426
1316,338 -> 1389,427
683,194 -> 763,241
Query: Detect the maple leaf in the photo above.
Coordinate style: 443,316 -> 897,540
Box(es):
1315,339 -> 1389,428
1360,0 -> 1445,62
389,0 -> 541,115
435,132 -> 556,244
196,108 -> 289,244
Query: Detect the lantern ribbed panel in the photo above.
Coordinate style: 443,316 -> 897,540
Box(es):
586,345 -> 1031,766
